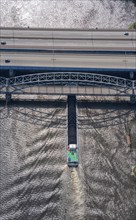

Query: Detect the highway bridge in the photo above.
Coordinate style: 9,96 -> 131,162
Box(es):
0,28 -> 136,102
0,28 -> 136,51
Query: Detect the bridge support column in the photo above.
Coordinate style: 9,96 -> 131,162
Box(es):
5,93 -> 12,103
130,94 -> 136,104
130,81 -> 136,104
5,78 -> 12,103
9,69 -> 14,77
67,95 -> 77,145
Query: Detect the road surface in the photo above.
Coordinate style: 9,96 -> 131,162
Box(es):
0,28 -> 136,51
1,51 -> 135,69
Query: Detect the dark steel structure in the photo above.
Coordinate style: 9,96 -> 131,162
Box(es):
67,95 -> 77,145
0,72 -> 136,101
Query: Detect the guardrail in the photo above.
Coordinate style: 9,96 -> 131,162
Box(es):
1,48 -> 136,55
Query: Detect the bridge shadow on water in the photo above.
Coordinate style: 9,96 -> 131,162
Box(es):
0,99 -> 135,129
0,98 -> 136,220
78,101 -> 136,220
78,100 -> 136,129
0,99 -> 67,128
0,98 -> 67,220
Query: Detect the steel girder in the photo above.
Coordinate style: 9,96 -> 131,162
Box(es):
0,72 -> 136,97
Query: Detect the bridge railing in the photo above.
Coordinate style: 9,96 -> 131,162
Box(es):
0,77 -> 7,86
7,72 -> 134,89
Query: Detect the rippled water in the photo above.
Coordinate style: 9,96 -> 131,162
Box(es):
0,0 -> 136,220
0,100 -> 66,220
0,0 -> 136,28
0,99 -> 136,220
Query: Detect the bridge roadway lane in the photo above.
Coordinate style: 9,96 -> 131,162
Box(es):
1,28 -> 136,51
1,52 -> 135,69
1,28 -> 136,40
0,38 -> 135,51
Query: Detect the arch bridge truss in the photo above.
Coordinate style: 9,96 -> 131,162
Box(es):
0,72 -> 136,100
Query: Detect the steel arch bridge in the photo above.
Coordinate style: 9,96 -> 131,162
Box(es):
0,72 -> 136,100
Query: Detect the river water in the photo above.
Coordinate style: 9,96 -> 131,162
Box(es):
0,1 -> 136,220
0,0 -> 136,28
